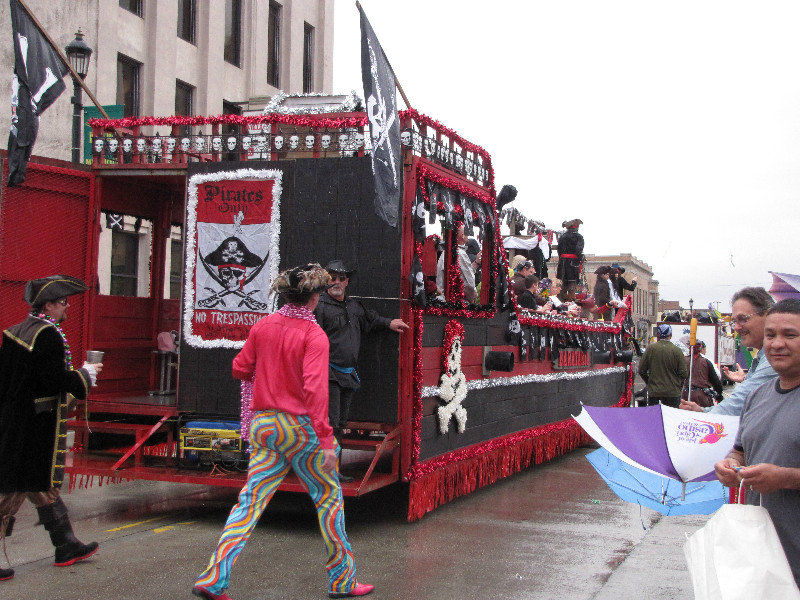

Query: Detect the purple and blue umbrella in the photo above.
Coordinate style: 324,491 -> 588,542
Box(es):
575,404 -> 740,514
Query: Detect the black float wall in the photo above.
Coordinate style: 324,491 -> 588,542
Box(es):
178,158 -> 402,422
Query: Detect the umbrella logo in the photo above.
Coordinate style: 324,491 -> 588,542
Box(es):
677,419 -> 727,445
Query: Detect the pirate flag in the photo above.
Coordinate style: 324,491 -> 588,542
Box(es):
439,186 -> 456,230
426,180 -> 438,224
472,200 -> 486,242
462,193 -> 474,237
506,311 -> 521,345
7,0 -> 70,186
412,184 -> 426,242
359,4 -> 400,227
519,324 -> 529,361
409,254 -> 426,307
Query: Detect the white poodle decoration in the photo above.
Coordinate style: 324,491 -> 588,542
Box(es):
438,321 -> 468,434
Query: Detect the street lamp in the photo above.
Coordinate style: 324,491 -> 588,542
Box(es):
64,29 -> 92,163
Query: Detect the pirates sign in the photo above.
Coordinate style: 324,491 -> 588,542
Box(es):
184,168 -> 282,348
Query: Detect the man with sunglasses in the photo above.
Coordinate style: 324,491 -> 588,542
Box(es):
314,260 -> 409,480
680,286 -> 777,415
0,275 -> 102,581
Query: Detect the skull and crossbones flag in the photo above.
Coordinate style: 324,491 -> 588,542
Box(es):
7,0 -> 70,186
359,4 -> 401,228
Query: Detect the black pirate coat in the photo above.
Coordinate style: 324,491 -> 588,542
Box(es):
556,230 -> 584,284
314,292 -> 391,390
0,316 -> 90,493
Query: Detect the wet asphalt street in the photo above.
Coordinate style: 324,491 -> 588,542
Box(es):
1,446 -> 706,600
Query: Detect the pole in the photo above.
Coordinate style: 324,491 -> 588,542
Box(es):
16,0 -> 109,119
70,78 -> 82,163
355,1 -> 413,109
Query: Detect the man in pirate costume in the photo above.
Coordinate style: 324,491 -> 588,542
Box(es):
556,218 -> 584,299
314,260 -> 408,480
0,275 -> 101,581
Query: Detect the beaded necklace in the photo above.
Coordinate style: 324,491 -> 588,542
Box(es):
33,313 -> 73,370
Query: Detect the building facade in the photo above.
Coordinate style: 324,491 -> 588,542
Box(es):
0,0 -> 334,162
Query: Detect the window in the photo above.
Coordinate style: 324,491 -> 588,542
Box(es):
117,55 -> 141,117
175,80 -> 194,136
177,0 -> 196,43
111,231 -> 140,296
222,100 -> 242,138
224,0 -> 242,66
100,212 -> 153,298
303,22 -> 314,93
119,0 -> 142,17
167,225 -> 184,299
267,2 -> 281,87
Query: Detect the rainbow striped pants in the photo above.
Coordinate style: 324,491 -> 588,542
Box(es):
194,410 -> 356,595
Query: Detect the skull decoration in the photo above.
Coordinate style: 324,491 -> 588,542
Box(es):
400,129 -> 412,147
108,138 -> 119,154
136,138 -> 146,153
412,131 -> 422,153
226,136 -> 237,151
273,135 -> 283,150
465,158 -> 473,177
194,136 -> 205,152
320,134 -> 331,149
455,154 -> 464,171
338,133 -> 349,150
241,136 -> 252,151
254,135 -> 267,151
212,137 -> 222,152
289,135 -> 299,150
353,132 -> 365,149
166,137 -> 176,153
304,134 -> 315,149
152,137 -> 162,153
424,137 -> 436,157
93,137 -> 104,154
180,138 -> 191,152
122,138 -> 133,153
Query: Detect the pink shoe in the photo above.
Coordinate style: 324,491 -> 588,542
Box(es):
329,582 -> 375,598
192,585 -> 234,600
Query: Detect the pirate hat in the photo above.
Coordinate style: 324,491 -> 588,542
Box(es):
594,266 -> 611,275
324,259 -> 355,277
271,263 -> 331,297
562,218 -> 583,229
611,263 -> 625,274
25,275 -> 88,306
205,237 -> 262,268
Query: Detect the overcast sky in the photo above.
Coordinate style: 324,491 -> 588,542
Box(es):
333,1 -> 800,311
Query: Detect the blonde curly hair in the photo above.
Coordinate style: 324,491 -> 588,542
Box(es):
271,263 -> 331,304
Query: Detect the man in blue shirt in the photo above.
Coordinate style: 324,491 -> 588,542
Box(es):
680,287 -> 777,416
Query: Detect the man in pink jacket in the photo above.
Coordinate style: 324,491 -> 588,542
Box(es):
193,264 -> 373,600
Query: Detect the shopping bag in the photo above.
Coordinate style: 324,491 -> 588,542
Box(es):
684,496 -> 800,599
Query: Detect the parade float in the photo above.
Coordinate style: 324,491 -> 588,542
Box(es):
0,93 -> 633,520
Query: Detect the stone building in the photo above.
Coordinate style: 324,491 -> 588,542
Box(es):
0,0 -> 334,162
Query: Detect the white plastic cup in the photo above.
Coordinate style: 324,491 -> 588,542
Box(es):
86,350 -> 105,363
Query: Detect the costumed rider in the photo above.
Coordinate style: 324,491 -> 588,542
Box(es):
314,260 -> 409,481
556,218 -> 584,299
0,275 -> 102,582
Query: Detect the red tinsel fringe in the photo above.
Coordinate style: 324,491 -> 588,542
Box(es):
67,474 -> 130,493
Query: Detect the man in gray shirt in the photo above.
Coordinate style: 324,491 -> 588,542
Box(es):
681,287 -> 777,416
715,298 -> 800,586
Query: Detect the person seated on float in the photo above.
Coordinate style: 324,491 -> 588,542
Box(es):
519,276 -> 552,314
547,278 -> 581,317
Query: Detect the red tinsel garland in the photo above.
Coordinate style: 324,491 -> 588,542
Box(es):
410,307 -> 425,466
417,163 -> 496,209
402,108 -> 493,172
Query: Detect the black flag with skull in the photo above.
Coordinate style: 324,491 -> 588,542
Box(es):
7,0 -> 70,186
359,4 -> 401,227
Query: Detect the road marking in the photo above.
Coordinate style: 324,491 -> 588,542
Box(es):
154,521 -> 195,534
106,517 -> 164,532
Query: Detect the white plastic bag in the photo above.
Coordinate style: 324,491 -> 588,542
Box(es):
684,499 -> 800,599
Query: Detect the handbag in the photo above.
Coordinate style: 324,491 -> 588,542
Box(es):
684,481 -> 800,599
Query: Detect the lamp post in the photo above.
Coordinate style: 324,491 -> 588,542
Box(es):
64,29 -> 92,164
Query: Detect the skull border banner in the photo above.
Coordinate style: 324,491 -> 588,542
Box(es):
183,168 -> 283,349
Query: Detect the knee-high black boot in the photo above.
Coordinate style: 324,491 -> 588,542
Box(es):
36,498 -> 98,567
0,515 -> 14,580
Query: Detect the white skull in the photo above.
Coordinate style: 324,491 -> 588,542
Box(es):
400,129 -> 412,147
194,137 -> 205,152
93,138 -> 104,153
166,137 -> 176,152
289,135 -> 299,150
413,132 -> 422,153
338,133 -> 349,149
354,133 -> 365,149
273,135 -> 283,150
242,136 -> 251,150
180,138 -> 191,152
212,137 -> 222,151
321,134 -> 331,149
136,138 -> 146,153
226,136 -> 237,151
455,154 -> 463,171
465,159 -> 473,176
122,138 -> 133,153
252,135 -> 266,151
424,137 -> 436,157
305,134 -> 315,149
108,138 -> 119,153
152,137 -> 162,152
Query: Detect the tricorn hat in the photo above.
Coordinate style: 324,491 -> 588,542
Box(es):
205,237 -> 263,268
496,184 -> 518,211
324,259 -> 355,276
25,275 -> 88,307
271,263 -> 331,297
562,218 -> 583,229
611,262 -> 625,274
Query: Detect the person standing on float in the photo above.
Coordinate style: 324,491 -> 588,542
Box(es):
0,275 -> 102,581
192,264 -> 374,600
